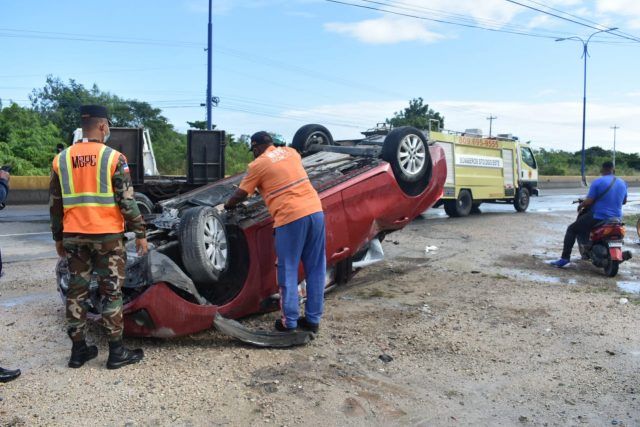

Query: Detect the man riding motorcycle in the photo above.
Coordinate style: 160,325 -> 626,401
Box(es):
551,161 -> 627,268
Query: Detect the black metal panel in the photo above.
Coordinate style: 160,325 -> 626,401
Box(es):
106,127 -> 144,185
187,130 -> 226,184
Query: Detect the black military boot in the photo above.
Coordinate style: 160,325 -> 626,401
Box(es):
106,341 -> 144,370
0,366 -> 21,383
68,340 -> 99,368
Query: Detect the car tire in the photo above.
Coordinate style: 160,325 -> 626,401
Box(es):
134,192 -> 154,215
179,206 -> 229,285
291,124 -> 334,156
381,127 -> 432,196
514,187 -> 530,212
444,189 -> 473,217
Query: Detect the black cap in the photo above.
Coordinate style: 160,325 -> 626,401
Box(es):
249,131 -> 273,151
80,105 -> 112,125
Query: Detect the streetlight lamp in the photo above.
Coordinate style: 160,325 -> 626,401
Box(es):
556,27 -> 618,187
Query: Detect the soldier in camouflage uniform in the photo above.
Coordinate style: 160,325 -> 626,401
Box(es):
50,105 -> 148,370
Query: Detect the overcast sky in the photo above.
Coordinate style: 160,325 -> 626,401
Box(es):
1,0 -> 639,152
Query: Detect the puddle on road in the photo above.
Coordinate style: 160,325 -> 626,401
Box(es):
617,281 -> 640,294
501,268 -> 577,285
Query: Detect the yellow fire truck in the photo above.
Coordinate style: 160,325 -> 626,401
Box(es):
431,129 -> 539,217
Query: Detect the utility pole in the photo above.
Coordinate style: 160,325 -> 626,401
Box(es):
611,125 -> 619,168
486,115 -> 497,137
206,0 -> 213,130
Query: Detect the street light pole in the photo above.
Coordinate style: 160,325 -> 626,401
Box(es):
206,0 -> 213,130
556,27 -> 618,187
611,125 -> 619,168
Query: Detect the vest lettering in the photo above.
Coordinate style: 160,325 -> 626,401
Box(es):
71,155 -> 97,168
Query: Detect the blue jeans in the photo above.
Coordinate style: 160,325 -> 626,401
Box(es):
275,212 -> 326,328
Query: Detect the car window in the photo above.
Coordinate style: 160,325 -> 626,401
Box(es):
521,147 -> 536,169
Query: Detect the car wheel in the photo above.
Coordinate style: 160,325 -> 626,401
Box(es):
381,127 -> 432,196
291,124 -> 334,156
179,206 -> 229,284
514,187 -> 530,212
134,192 -> 154,215
444,189 -> 473,217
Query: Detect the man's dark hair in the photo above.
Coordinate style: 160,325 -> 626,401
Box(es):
251,131 -> 273,146
81,117 -> 106,133
602,161 -> 614,171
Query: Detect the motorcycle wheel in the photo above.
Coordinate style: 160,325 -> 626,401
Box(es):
604,260 -> 619,278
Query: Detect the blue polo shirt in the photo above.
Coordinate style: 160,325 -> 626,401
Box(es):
587,175 -> 627,220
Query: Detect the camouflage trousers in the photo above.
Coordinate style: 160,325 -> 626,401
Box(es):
63,237 -> 126,342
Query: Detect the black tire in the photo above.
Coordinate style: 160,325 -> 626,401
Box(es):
471,203 -> 482,214
604,260 -> 619,277
179,207 -> 229,285
380,126 -> 432,196
134,192 -> 154,215
291,124 -> 334,156
514,187 -> 530,212
444,190 -> 473,217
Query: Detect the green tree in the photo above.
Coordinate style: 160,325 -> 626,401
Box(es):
30,77 -> 187,175
187,120 -> 215,130
224,133 -> 253,175
386,98 -> 444,131
0,103 -> 65,175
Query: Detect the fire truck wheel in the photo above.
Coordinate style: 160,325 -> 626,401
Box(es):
514,187 -> 530,212
179,206 -> 229,284
443,189 -> 472,217
381,127 -> 432,196
291,124 -> 334,156
134,192 -> 154,215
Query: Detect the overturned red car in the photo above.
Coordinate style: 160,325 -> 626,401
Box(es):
57,124 -> 446,339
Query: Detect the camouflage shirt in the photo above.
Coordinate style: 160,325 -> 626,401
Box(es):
50,153 -> 146,241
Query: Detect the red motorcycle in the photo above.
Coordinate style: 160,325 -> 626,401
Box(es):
575,200 -> 632,277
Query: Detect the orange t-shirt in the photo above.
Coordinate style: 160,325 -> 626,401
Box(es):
239,146 -> 322,227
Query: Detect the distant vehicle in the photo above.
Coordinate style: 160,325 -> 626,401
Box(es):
56,123 -> 446,338
72,127 -> 226,214
72,127 -> 159,176
431,129 -> 539,217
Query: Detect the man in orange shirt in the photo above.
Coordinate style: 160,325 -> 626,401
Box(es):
225,132 -> 325,333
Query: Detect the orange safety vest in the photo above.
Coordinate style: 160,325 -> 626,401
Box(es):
52,141 -> 125,234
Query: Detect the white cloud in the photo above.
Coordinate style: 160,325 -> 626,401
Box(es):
435,100 -> 639,153
324,0 -> 522,44
325,17 -> 445,44
597,0 -> 640,28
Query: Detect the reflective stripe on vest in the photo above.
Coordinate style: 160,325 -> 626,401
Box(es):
57,145 -> 118,208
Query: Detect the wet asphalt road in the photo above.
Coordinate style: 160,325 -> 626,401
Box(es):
1,188 -> 638,264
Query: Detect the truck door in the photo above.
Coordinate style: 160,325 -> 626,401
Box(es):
519,146 -> 538,182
